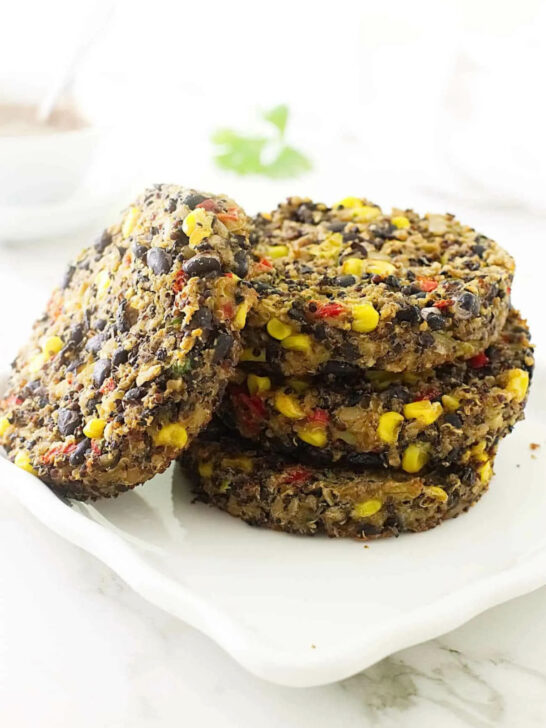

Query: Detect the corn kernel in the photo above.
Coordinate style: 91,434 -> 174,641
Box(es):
122,206 -> 140,238
351,302 -> 380,333
267,318 -> 292,340
424,486 -> 448,502
234,300 -> 250,330
297,425 -> 328,448
365,259 -> 396,276
342,257 -> 366,277
287,378 -> 310,394
281,334 -> 312,353
367,371 -> 400,390
42,335 -> 64,357
504,368 -> 529,403
352,205 -> 381,222
377,411 -> 404,444
477,459 -> 493,483
403,400 -> 443,425
14,451 -> 37,475
153,422 -> 188,448
182,208 -> 213,247
469,440 -> 488,463
336,196 -> 363,209
402,443 -> 430,473
222,456 -> 253,473
274,392 -> 305,419
353,499 -> 382,518
247,374 -> 271,395
392,215 -> 410,229
95,269 -> 111,299
0,416 -> 11,437
441,394 -> 460,412
83,418 -> 107,439
268,245 -> 289,258
240,347 -> 266,362
198,461 -> 213,478
29,352 -> 46,373
309,234 -> 343,259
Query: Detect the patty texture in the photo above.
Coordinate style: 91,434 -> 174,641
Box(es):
182,435 -> 495,539
222,309 -> 533,469
0,184 -> 255,499
243,196 -> 514,375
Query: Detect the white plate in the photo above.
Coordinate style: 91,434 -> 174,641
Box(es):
1,367 -> 545,688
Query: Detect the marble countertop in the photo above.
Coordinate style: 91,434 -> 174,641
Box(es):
1,202 -> 545,727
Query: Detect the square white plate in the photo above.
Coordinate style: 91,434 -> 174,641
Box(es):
1,366 -> 545,688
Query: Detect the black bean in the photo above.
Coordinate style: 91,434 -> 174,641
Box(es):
68,324 -> 85,345
182,192 -> 207,209
388,386 -> 411,403
132,242 -> 147,259
252,281 -> 278,295
472,244 -> 486,258
86,334 -> 104,355
61,265 -> 75,289
95,319 -> 107,331
295,204 -> 315,224
69,438 -> 91,466
419,332 -> 435,347
321,361 -> 361,376
85,396 -> 100,414
165,198 -> 177,213
93,359 -> 111,388
402,284 -> 421,295
345,452 -> 386,468
125,387 -> 144,401
371,223 -> 395,240
458,291 -> 480,316
421,307 -> 445,331
94,230 -> 112,253
212,333 -> 234,363
156,348 -> 167,362
444,413 -> 463,428
147,248 -> 172,275
327,221 -> 346,232
182,255 -> 221,277
343,231 -> 362,244
57,408 -> 81,437
116,301 -> 128,333
384,275 -> 400,289
112,348 -> 128,367
395,305 -> 421,323
333,274 -> 357,287
232,250 -> 249,278
191,307 -> 213,330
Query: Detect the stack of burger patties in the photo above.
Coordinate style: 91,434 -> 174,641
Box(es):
184,195 -> 534,538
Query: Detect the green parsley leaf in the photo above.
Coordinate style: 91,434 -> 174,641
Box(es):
262,146 -> 312,179
263,104 -> 289,138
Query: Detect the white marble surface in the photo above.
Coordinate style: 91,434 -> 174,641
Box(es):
1,200 -> 545,727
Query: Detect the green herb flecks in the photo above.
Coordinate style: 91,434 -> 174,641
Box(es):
169,359 -> 193,377
212,105 -> 312,179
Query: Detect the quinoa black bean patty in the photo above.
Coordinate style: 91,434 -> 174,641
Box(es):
0,184 -> 255,499
243,196 -> 514,376
221,309 -> 533,470
182,435 -> 495,539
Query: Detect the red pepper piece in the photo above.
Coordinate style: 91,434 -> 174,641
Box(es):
91,441 -> 102,456
173,270 -> 187,293
314,302 -> 346,319
196,198 -> 219,212
6,395 -> 24,406
258,257 -> 273,270
469,352 -> 489,369
283,466 -> 312,484
222,302 -> 235,320
414,387 -> 441,401
307,408 -> 330,425
217,208 -> 239,223
433,298 -> 454,310
417,277 -> 438,293
100,378 -> 116,395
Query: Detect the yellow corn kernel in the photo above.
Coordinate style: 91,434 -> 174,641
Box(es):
266,317 -> 292,341
222,456 -> 253,473
392,215 -> 410,229
352,205 -> 381,222
351,302 -> 380,333
153,423 -> 188,448
424,486 -> 448,502
342,257 -> 365,277
281,334 -> 312,353
274,392 -> 305,419
14,451 -> 38,475
122,206 -> 140,238
83,418 -> 107,439
95,269 -> 111,299
309,234 -> 343,259
469,440 -> 488,463
297,425 -> 328,448
353,499 -> 382,518
247,374 -> 271,395
336,196 -> 363,209
198,461 -> 213,478
367,371 -> 400,391
268,244 -> 289,258
477,459 -> 493,484
182,208 -> 214,247
365,259 -> 396,276
441,394 -> 460,412
233,300 -> 250,330
29,352 -> 46,373
240,347 -> 266,362
377,411 -> 404,444
42,335 -> 64,357
402,443 -> 430,473
403,400 -> 443,426
287,378 -> 310,394
504,368 -> 529,403
259,211 -> 272,221
0,416 -> 11,437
